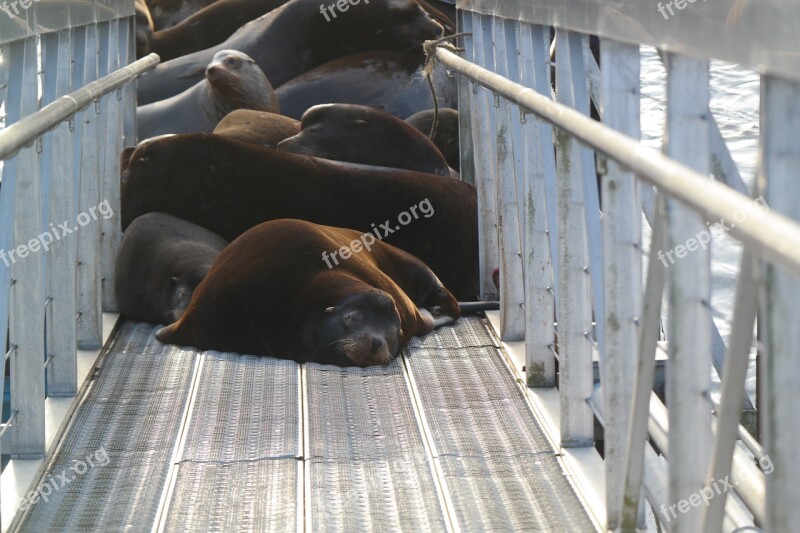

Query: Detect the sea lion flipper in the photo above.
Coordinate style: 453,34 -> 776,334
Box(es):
155,323 -> 179,344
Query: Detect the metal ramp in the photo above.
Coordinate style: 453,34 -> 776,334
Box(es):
14,317 -> 598,532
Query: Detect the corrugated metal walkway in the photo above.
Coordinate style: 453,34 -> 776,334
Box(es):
15,317 -> 598,532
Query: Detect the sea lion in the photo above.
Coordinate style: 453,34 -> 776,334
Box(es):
135,0 -> 155,58
275,51 -> 457,120
121,133 -> 478,299
115,212 -> 228,325
137,50 -> 278,141
213,110 -> 299,148
136,0 -> 443,105
406,108 -> 460,172
277,104 -> 450,176
148,0 -> 290,62
156,219 -> 460,366
146,0 -> 218,30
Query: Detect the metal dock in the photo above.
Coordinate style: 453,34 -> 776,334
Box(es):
13,317 -> 597,532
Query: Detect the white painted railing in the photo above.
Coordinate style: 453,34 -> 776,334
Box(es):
445,2 -> 800,531
0,1 -> 158,522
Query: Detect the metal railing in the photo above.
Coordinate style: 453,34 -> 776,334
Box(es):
0,0 -> 158,526
444,1 -> 800,531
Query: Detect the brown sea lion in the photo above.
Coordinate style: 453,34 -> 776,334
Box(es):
146,0 -> 218,30
275,51 -> 457,120
213,110 -> 299,148
115,212 -> 228,325
137,0 -> 443,105
148,0 -> 290,62
406,108 -> 460,172
121,133 -> 478,300
135,0 -> 155,58
156,219 -> 460,366
277,104 -> 450,176
137,50 -> 278,141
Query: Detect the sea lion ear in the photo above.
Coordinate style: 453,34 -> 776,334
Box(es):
324,306 -> 336,314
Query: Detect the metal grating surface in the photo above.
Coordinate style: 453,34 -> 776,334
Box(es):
305,362 -> 448,532
163,351 -> 302,531
17,322 -> 198,533
405,316 -> 598,532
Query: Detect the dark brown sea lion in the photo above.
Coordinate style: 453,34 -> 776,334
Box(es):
115,212 -> 228,325
137,0 -> 443,105
275,51 -> 457,120
137,50 -> 278,141
405,108 -> 460,172
135,0 -> 155,58
156,219 -> 460,366
277,104 -> 450,176
121,133 -> 478,299
146,0 -> 218,30
148,0 -> 289,62
213,110 -> 299,148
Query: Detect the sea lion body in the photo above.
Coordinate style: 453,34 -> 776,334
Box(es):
277,104 -> 450,176
137,0 -> 443,105
115,212 -> 228,325
146,0 -> 218,30
137,50 -> 278,141
406,108 -> 460,172
276,51 -> 457,120
149,0 -> 290,62
156,219 -> 459,366
121,133 -> 478,300
213,110 -> 300,147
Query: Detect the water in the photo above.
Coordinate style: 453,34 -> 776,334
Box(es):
639,46 -> 761,400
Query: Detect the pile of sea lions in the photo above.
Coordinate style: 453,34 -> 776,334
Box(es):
120,0 -> 489,367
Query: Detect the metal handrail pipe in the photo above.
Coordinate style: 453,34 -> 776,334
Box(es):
0,53 -> 160,161
432,46 -> 800,276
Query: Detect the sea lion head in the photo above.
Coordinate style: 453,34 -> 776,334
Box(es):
371,0 -> 444,52
310,289 -> 404,367
205,50 -> 280,117
134,0 -> 154,58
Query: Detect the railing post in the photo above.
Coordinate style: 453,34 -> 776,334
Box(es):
6,36 -> 46,457
554,29 -> 594,447
491,17 -> 525,340
76,23 -> 104,349
43,29 -> 79,396
760,74 -> 800,533
455,9 -> 475,186
663,53 -> 712,533
517,21 -> 556,387
599,38 -> 641,531
467,12 -> 500,300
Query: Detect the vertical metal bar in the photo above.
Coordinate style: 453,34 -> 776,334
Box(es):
599,38 -> 641,531
663,53 -> 712,533
101,19 -> 121,312
76,23 -> 103,348
517,21 -> 556,387
44,29 -> 78,396
7,36 -> 45,457
467,11 -> 499,300
621,194 -> 667,530
703,252 -> 758,532
455,9 -> 475,186
554,29 -> 594,447
0,42 -> 13,389
491,17 -> 525,340
760,74 -> 800,533
121,16 -> 138,148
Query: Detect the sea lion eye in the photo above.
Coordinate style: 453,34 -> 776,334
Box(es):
343,312 -> 357,327
225,57 -> 240,67
324,307 -> 336,314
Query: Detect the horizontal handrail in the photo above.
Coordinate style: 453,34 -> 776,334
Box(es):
0,53 -> 159,162
432,45 -> 800,277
